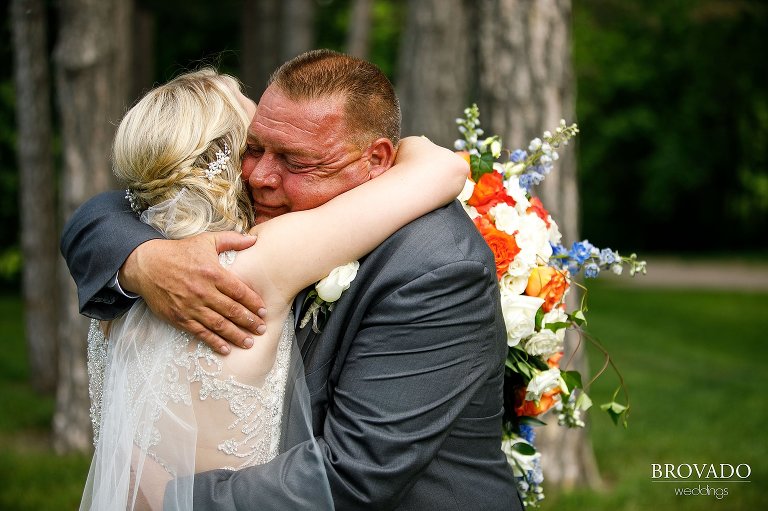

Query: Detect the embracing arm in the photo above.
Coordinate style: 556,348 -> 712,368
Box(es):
230,137 -> 468,303
60,190 -> 163,319
60,190 -> 266,353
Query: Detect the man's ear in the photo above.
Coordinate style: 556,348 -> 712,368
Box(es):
365,138 -> 396,179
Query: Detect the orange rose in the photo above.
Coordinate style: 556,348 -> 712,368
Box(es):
514,387 -> 561,417
525,266 -> 569,312
547,351 -> 564,368
527,196 -> 551,228
474,215 -> 521,278
467,172 -> 515,214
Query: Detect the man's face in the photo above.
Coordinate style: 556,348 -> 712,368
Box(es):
242,85 -> 371,224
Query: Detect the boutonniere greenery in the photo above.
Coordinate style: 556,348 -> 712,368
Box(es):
300,261 -> 359,333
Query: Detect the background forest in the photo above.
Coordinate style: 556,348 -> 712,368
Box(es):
2,0 -> 767,510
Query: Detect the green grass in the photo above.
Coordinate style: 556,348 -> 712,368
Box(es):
0,296 -> 90,511
540,282 -> 768,511
1,284 -> 766,510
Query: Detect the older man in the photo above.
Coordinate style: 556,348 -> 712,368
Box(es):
62,49 -> 522,510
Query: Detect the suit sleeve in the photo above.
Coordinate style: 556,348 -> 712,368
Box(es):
60,190 -> 163,320
191,259 -> 502,509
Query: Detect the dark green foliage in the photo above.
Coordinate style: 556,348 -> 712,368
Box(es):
574,0 -> 768,252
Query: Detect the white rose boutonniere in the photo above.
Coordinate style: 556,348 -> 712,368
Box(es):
300,261 -> 359,332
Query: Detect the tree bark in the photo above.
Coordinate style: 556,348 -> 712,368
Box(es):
11,0 -> 59,394
346,0 -> 373,59
241,0 -> 281,98
396,0 -> 471,147
129,2 -> 155,103
280,0 -> 316,62
476,0 -> 600,489
53,0 -> 133,453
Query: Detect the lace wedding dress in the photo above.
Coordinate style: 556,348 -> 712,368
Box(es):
79,191 -> 328,510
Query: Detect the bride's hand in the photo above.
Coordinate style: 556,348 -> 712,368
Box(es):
118,231 -> 267,354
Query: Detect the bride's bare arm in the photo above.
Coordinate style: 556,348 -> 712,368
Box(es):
230,137 -> 468,304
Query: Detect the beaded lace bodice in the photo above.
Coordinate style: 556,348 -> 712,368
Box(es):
86,251 -> 293,472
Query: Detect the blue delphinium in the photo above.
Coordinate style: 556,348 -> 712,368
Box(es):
599,248 -> 617,265
569,240 -> 595,265
510,149 -> 528,163
519,172 -> 545,191
584,262 -> 600,279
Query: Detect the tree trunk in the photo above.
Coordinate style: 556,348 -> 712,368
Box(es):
11,0 -> 59,394
53,0 -> 133,453
241,0 -> 281,98
396,0 -> 471,147
346,0 -> 373,59
280,0 -> 316,62
129,2 -> 155,103
476,0 -> 600,489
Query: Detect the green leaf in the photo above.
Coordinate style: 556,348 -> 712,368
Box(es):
470,152 -> 495,181
519,416 -> 548,427
575,391 -> 593,411
543,321 -> 569,332
561,370 -> 583,392
600,401 -> 628,426
569,309 -> 587,326
512,442 -> 537,456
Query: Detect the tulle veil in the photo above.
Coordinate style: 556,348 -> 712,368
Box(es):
80,190 -> 333,510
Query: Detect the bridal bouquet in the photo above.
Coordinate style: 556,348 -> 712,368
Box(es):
454,105 -> 645,507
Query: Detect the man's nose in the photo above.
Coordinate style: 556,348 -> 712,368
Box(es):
248,154 -> 282,189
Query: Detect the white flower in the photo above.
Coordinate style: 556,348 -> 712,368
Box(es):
489,202 -> 520,235
499,270 -> 531,296
528,137 -> 542,152
458,178 -> 480,219
502,437 -> 541,477
515,213 -> 552,263
611,263 -> 623,275
524,329 -> 562,357
547,217 -> 562,245
504,178 -> 531,212
499,294 -> 544,347
316,261 -> 359,302
526,368 -> 562,401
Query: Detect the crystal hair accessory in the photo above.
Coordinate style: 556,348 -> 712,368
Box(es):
204,142 -> 231,181
125,188 -> 141,213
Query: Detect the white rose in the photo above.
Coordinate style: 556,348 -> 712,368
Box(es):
499,270 -> 530,296
458,178 -> 480,219
490,202 -> 521,235
526,368 -> 562,401
524,329 -> 563,357
315,261 -> 360,302
515,213 -> 552,263
500,294 -> 544,347
547,216 -> 562,245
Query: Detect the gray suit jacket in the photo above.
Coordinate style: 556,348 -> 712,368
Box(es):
61,192 -> 523,511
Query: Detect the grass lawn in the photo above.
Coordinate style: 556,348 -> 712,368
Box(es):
0,283 -> 766,510
540,281 -> 768,511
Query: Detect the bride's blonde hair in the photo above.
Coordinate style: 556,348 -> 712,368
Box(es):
113,68 -> 254,238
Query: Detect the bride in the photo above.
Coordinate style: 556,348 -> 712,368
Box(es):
79,69 -> 468,510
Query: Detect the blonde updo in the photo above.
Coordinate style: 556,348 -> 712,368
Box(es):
113,68 -> 254,239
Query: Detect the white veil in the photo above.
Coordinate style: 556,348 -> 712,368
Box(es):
80,190 -> 333,510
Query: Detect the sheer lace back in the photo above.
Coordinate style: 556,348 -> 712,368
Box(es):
83,251 -> 295,510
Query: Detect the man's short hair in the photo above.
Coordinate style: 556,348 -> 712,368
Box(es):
269,49 -> 401,147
